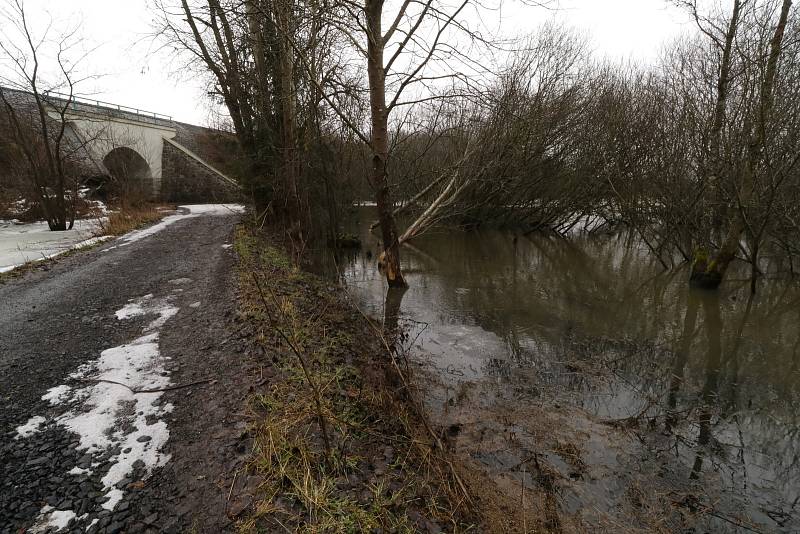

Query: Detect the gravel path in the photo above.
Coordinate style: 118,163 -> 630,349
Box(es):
0,207 -> 259,533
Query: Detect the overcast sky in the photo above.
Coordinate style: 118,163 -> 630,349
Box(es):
1,0 -> 697,126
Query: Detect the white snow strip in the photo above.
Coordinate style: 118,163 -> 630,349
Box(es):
42,385 -> 72,405
222,244 -> 232,249
72,235 -> 113,249
181,203 -> 245,215
30,506 -> 76,533
16,416 -> 46,438
112,213 -> 188,247
189,301 -> 201,308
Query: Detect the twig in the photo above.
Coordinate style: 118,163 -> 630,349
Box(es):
79,377 -> 212,393
521,463 -> 527,533
672,497 -> 764,534
225,470 -> 239,518
250,272 -> 332,456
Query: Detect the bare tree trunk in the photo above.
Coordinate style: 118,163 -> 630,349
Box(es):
366,0 -> 406,287
276,0 -> 303,237
399,176 -> 457,244
707,0 -> 743,233
383,286 -> 408,349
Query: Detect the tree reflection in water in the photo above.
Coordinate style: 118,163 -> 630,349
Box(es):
330,207 -> 800,531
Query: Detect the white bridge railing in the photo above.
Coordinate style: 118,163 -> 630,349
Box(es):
42,90 -> 173,123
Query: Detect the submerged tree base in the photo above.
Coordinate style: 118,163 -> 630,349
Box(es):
689,269 -> 724,290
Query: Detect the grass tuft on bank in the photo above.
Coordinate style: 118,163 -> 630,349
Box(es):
234,224 -> 477,533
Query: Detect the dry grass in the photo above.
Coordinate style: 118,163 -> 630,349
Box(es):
95,204 -> 172,236
235,225 -> 478,533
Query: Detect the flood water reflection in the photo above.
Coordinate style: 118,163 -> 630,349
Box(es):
321,208 -> 800,532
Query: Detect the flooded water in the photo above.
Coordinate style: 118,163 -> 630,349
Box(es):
320,208 -> 800,532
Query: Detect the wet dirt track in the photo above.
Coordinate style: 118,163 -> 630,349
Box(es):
0,207 -> 258,533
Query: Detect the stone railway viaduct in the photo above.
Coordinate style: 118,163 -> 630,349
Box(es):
1,87 -> 240,202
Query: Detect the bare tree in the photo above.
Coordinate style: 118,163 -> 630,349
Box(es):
677,0 -> 795,289
154,0 -> 357,250
0,0 -> 95,230
289,0 -> 553,286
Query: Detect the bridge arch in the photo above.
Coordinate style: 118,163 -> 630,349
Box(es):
102,146 -> 153,198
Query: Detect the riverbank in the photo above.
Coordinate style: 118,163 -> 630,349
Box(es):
234,224 -> 549,532
235,215 -> 800,533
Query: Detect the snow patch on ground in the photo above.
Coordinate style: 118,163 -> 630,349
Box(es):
221,243 -> 232,249
68,466 -> 91,476
0,219 -> 110,273
115,294 -> 154,320
182,203 -> 245,215
58,334 -> 167,453
16,416 -> 46,438
111,213 -> 188,248
42,385 -> 72,405
78,187 -> 109,215
19,293 -> 180,515
1,204 -> 242,269
115,294 -> 178,330
29,506 -> 76,533
72,235 -> 112,249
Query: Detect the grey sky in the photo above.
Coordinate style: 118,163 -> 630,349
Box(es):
2,0 -> 698,126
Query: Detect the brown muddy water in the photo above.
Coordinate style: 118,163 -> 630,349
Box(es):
316,208 -> 800,533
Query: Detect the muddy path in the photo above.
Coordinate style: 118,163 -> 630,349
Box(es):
0,206 -> 261,533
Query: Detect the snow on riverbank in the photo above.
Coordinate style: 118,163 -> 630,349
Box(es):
0,219 -> 108,273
